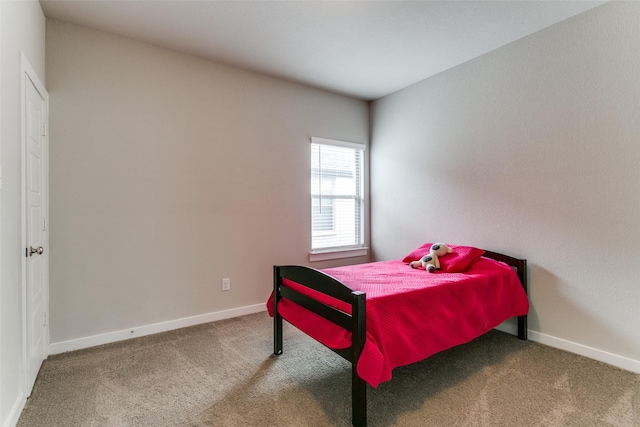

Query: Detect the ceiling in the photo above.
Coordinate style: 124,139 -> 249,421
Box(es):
39,0 -> 606,101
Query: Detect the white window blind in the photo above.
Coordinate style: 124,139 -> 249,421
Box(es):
311,137 -> 365,252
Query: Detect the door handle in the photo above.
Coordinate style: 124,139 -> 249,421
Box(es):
28,246 -> 44,256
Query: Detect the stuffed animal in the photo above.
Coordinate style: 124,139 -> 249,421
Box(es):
409,243 -> 452,272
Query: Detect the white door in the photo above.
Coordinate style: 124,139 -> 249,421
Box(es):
24,68 -> 48,394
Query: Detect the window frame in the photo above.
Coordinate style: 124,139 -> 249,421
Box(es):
310,137 -> 368,261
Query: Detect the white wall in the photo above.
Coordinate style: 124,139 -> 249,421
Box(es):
46,20 -> 369,348
370,1 -> 640,372
0,1 -> 46,426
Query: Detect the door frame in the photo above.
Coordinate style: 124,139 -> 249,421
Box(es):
20,52 -> 49,394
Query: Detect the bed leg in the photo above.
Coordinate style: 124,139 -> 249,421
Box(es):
273,265 -> 283,355
274,313 -> 283,355
352,367 -> 367,427
516,259 -> 528,341
351,291 -> 367,426
517,315 -> 528,341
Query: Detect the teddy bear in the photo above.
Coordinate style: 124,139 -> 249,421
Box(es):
409,242 -> 452,272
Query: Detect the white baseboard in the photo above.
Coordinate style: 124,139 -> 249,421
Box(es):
2,393 -> 26,427
49,303 -> 266,355
528,330 -> 640,374
495,323 -> 640,374
49,308 -> 640,376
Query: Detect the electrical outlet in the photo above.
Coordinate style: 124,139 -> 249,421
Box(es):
222,278 -> 231,291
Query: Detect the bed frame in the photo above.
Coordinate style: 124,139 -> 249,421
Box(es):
272,251 -> 527,427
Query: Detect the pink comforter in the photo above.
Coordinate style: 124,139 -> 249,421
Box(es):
268,257 -> 529,387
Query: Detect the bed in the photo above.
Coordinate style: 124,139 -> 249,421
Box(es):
268,244 -> 529,427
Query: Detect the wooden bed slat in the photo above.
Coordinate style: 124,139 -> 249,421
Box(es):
280,285 -> 353,331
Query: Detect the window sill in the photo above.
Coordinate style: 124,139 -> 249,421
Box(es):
309,247 -> 369,262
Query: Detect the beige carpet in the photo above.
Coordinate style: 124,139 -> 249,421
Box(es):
18,312 -> 639,426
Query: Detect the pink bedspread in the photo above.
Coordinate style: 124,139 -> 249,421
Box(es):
267,257 -> 529,388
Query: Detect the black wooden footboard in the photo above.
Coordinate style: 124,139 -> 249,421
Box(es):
273,251 -> 528,427
273,265 -> 367,427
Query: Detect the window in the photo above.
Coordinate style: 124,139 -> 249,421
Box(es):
311,137 -> 366,259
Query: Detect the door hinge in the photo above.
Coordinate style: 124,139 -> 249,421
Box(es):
43,311 -> 48,326
41,123 -> 47,137
42,217 -> 47,231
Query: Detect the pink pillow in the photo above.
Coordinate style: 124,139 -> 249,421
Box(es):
402,243 -> 485,273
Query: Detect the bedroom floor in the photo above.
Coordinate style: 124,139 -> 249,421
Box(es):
18,312 -> 640,426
